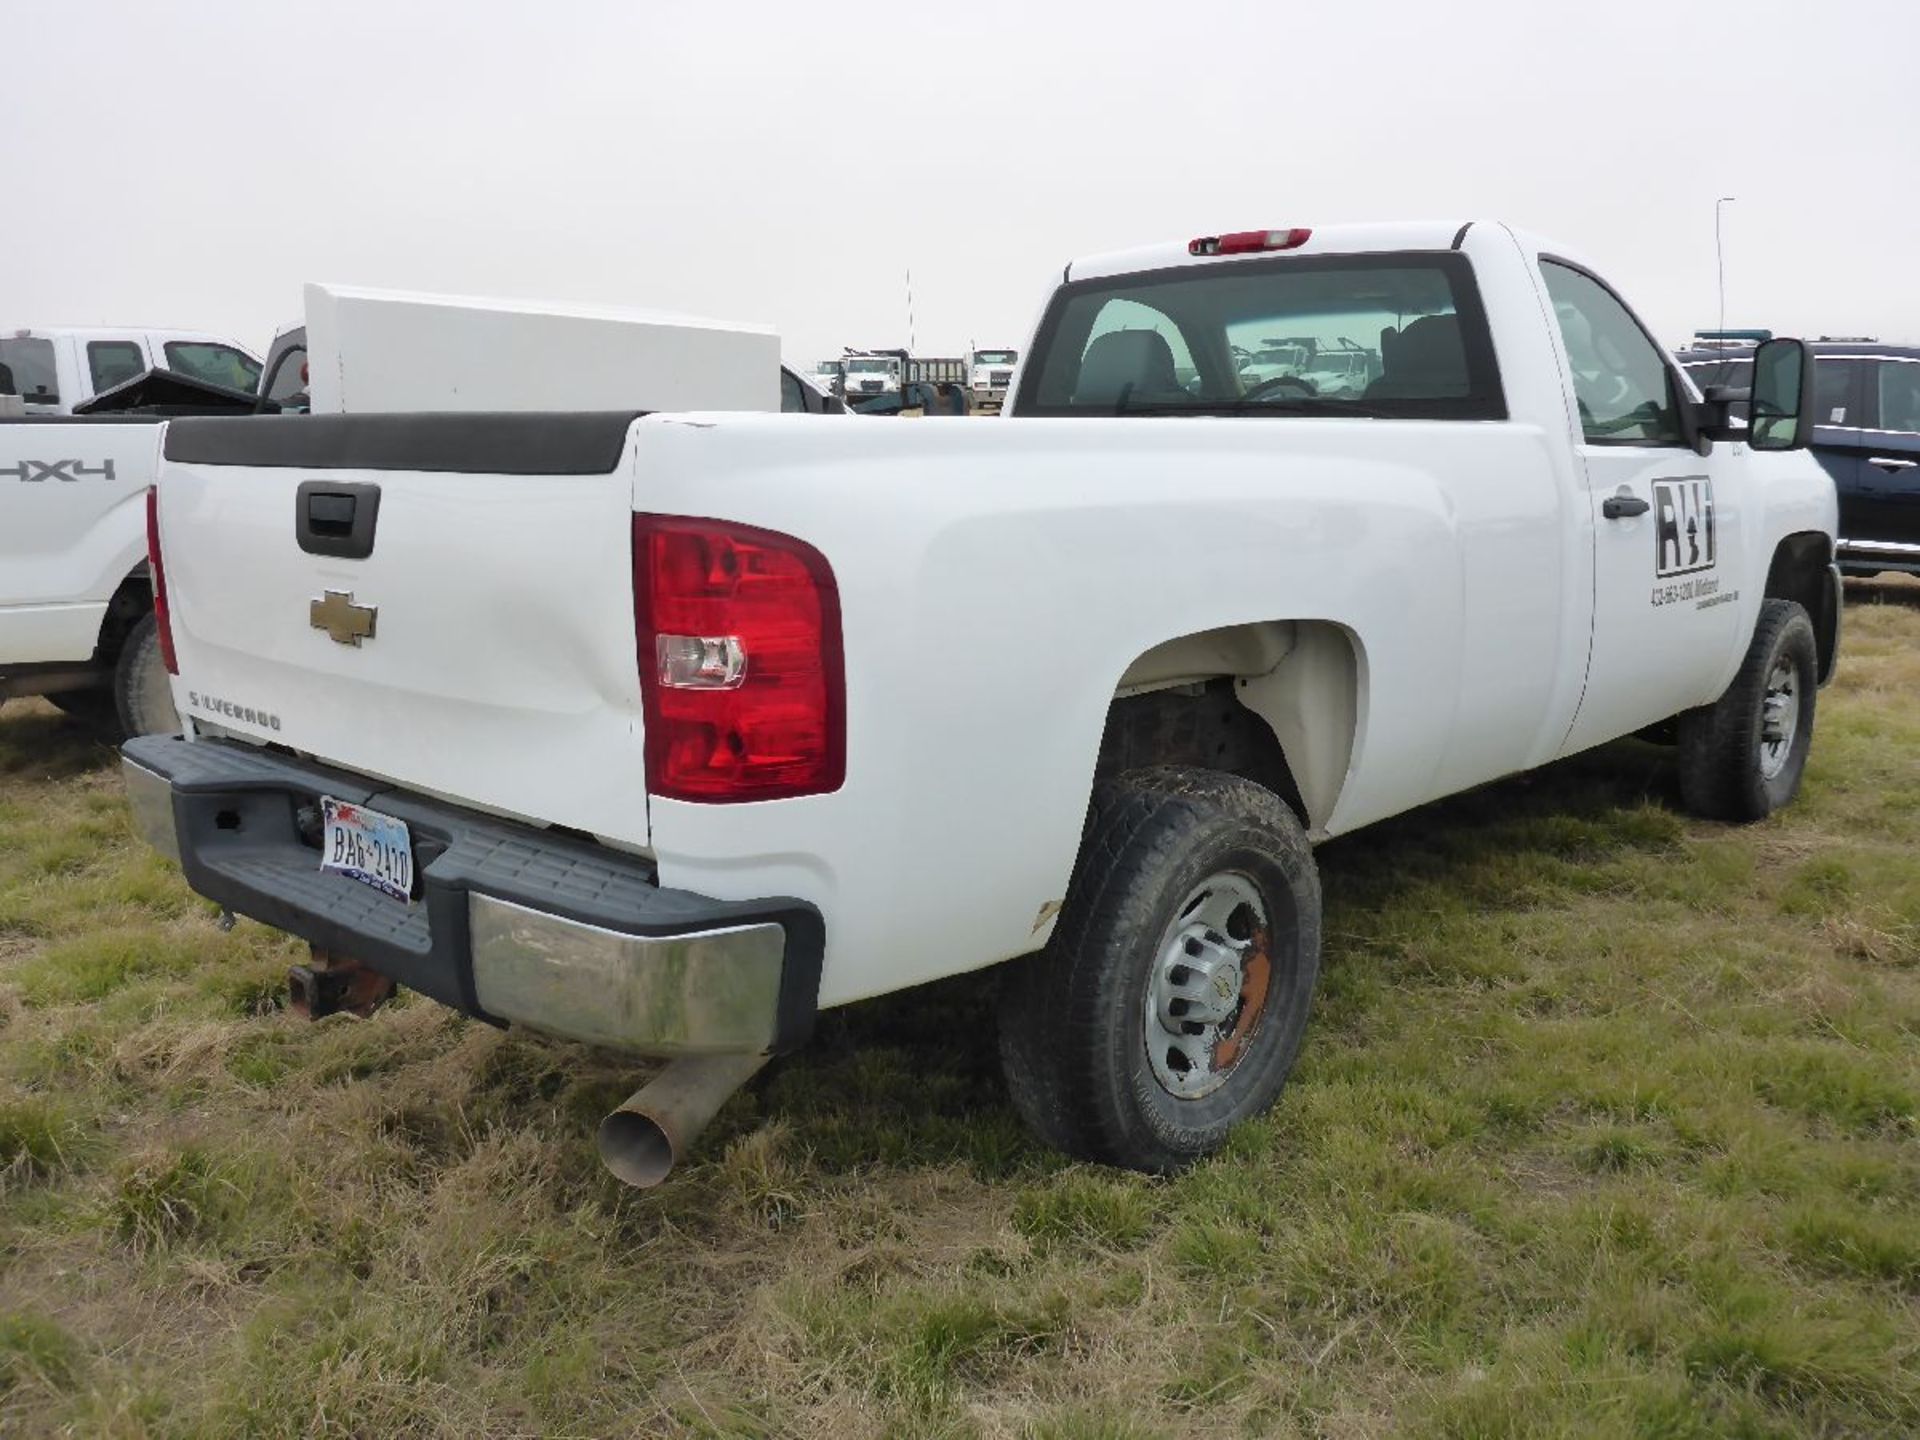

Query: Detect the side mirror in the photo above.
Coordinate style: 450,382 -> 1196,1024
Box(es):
1748,338 -> 1816,451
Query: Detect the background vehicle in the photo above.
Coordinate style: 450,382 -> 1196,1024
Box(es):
1298,341 -> 1378,396
125,220 -> 1838,1187
966,347 -> 1019,411
257,325 -> 311,412
1234,339 -> 1311,390
780,364 -> 847,414
842,351 -> 902,400
809,358 -> 845,397
0,373 -> 271,736
841,349 -> 968,406
1679,340 -> 1920,576
0,327 -> 261,415
3,291 -> 831,737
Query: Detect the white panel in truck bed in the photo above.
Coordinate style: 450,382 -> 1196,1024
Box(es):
302,283 -> 779,415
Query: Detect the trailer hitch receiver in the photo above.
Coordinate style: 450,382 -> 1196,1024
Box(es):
289,948 -> 396,1020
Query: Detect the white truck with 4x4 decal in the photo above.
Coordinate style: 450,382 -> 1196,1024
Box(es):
122,220 -> 1840,1185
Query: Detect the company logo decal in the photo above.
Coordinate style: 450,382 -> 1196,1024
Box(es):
187,692 -> 283,732
1653,477 -> 1716,578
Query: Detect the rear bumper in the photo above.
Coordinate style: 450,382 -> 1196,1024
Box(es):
120,734 -> 822,1055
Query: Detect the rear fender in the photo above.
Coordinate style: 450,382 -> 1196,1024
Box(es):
1110,619 -> 1365,835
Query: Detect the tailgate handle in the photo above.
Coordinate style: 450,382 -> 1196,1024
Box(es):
295,480 -> 381,560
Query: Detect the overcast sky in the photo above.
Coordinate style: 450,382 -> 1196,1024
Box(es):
6,0 -> 1915,366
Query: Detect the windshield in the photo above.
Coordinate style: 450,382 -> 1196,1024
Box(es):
0,337 -> 59,404
846,358 -> 895,374
972,350 -> 1018,365
1017,253 -> 1503,419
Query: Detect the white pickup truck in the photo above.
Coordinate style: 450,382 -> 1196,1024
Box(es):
1,327 -> 261,415
121,220 -> 1841,1185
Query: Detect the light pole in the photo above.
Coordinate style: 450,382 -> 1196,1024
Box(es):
1715,196 -> 1737,335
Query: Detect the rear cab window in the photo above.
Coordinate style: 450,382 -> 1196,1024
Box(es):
0,336 -> 60,406
1015,251 -> 1505,419
163,341 -> 262,394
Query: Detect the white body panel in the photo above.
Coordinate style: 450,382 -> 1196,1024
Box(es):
0,421 -> 161,665
158,461 -> 650,842
153,221 -> 1838,1013
302,284 -> 779,415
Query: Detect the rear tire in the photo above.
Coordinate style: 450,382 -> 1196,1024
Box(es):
1675,598 -> 1817,822
997,767 -> 1321,1172
114,613 -> 179,738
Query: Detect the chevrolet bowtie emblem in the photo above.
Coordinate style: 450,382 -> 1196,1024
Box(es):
310,590 -> 377,646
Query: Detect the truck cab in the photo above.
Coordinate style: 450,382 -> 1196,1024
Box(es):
967,348 -> 1020,411
842,353 -> 903,401
0,328 -> 261,415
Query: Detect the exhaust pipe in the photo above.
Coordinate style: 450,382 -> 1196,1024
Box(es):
596,1052 -> 768,1189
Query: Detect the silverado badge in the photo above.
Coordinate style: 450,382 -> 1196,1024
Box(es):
310,590 -> 377,646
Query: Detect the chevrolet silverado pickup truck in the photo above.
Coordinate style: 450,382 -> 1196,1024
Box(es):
121,220 -> 1841,1185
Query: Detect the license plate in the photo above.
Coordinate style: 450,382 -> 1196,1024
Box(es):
319,796 -> 414,902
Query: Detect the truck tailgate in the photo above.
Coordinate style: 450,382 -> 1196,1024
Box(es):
155,413 -> 651,848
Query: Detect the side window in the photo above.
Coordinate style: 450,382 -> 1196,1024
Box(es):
162,341 -> 262,394
1813,358 -> 1857,428
0,337 -> 60,405
1540,261 -> 1683,445
779,367 -> 807,413
1875,361 -> 1920,435
87,340 -> 146,393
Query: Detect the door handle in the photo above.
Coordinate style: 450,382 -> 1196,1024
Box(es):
1601,492 -> 1650,519
1868,456 -> 1918,471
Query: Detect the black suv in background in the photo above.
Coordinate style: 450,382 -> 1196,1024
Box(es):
1678,342 -> 1920,577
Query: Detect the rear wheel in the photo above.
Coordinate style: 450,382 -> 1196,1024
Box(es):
1676,598 -> 1817,822
114,613 -> 179,737
998,767 -> 1321,1172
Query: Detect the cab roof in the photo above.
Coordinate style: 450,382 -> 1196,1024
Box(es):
1064,220 -> 1475,283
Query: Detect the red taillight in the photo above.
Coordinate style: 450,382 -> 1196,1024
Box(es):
1188,228 -> 1312,257
145,486 -> 178,675
633,515 -> 844,802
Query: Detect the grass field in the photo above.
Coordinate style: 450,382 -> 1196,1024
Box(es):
2,586 -> 1918,1439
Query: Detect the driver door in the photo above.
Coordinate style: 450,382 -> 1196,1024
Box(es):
1541,260 -> 1746,755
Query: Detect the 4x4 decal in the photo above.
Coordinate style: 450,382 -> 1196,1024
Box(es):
4,459 -> 117,482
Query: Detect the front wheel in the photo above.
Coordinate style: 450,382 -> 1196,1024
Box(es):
1675,598 -> 1817,822
997,767 -> 1322,1173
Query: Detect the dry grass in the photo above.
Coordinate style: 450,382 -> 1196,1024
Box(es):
2,581 -> 1919,1437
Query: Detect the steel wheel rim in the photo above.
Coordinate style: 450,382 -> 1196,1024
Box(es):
1143,870 -> 1273,1099
1758,658 -> 1799,780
